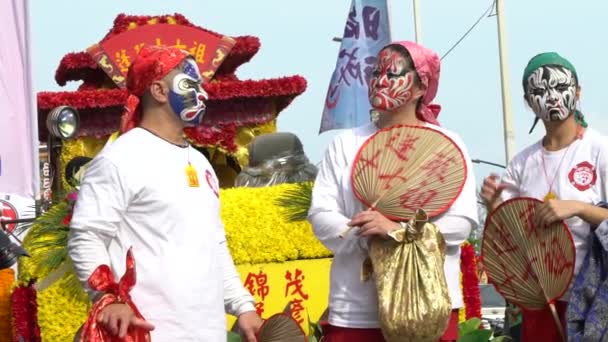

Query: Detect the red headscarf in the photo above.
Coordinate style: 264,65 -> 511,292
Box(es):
120,45 -> 190,133
390,41 -> 441,125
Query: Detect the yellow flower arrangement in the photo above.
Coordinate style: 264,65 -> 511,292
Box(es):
0,269 -> 14,341
35,278 -> 89,341
220,184 -> 332,265
458,270 -> 466,323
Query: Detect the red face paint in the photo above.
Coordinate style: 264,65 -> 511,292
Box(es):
368,49 -> 417,111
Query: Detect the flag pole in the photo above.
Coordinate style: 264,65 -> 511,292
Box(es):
495,0 -> 515,164
413,0 -> 422,43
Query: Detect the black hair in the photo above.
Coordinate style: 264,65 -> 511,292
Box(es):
382,44 -> 421,85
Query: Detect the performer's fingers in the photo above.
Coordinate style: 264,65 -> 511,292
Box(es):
480,182 -> 496,196
349,215 -> 372,227
131,317 -> 155,331
545,213 -> 559,226
359,220 -> 378,234
108,315 -> 119,335
484,174 -> 500,186
352,209 -> 373,219
534,207 -> 546,228
350,212 -> 363,223
355,223 -> 372,236
496,182 -> 509,193
534,204 -> 549,227
118,317 -> 129,338
359,227 -> 380,237
100,314 -> 110,328
538,210 -> 555,228
355,211 -> 376,222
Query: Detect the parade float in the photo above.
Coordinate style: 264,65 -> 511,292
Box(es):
0,13 -> 482,341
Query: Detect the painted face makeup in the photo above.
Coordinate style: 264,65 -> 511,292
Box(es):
368,48 -> 418,111
525,66 -> 577,122
168,58 -> 208,125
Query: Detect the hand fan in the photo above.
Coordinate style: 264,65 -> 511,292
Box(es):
341,125 -> 467,237
256,314 -> 306,342
482,197 -> 575,342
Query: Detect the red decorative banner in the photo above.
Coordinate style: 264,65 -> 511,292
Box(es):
87,24 -> 235,88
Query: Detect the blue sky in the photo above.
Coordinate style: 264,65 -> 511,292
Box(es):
31,0 -> 608,184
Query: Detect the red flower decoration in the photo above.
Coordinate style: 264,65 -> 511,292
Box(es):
460,243 -> 482,320
11,282 -> 41,342
185,123 -> 238,152
38,77 -> 306,111
62,213 -> 73,226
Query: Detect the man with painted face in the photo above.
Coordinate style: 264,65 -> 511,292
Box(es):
481,52 -> 608,341
68,45 -> 262,341
309,41 -> 478,342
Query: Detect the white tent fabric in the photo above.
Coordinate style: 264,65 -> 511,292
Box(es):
0,0 -> 39,200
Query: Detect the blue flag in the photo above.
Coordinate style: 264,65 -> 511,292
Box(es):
319,0 -> 391,133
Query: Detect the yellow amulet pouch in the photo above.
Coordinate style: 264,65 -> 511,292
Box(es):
363,209 -> 451,342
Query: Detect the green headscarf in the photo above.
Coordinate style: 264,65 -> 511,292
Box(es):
523,52 -> 578,86
523,52 -> 587,131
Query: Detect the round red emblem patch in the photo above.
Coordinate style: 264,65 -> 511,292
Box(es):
0,199 -> 19,233
568,161 -> 597,191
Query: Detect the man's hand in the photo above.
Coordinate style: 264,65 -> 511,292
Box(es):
480,174 -> 506,211
238,311 -> 263,342
349,210 -> 400,238
97,303 -> 155,338
535,199 -> 581,228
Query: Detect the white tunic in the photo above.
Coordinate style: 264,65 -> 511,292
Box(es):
308,122 -> 478,329
68,128 -> 255,341
500,127 -> 608,299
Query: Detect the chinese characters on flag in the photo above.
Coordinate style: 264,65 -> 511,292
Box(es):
319,0 -> 391,133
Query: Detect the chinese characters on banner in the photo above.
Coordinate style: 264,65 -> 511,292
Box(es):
244,271 -> 270,317
319,0 -> 391,133
87,24 -> 235,88
243,268 -> 310,330
229,259 -> 331,333
284,268 -> 310,326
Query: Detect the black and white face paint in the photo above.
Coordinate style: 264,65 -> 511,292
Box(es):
525,66 -> 577,122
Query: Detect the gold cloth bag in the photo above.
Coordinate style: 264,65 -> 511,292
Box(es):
366,209 -> 451,342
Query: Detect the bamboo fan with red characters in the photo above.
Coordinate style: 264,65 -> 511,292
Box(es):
256,314 -> 306,342
482,197 -> 575,342
341,125 -> 467,237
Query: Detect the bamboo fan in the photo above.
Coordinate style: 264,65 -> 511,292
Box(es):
256,314 -> 307,342
341,125 -> 467,237
482,197 -> 575,342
